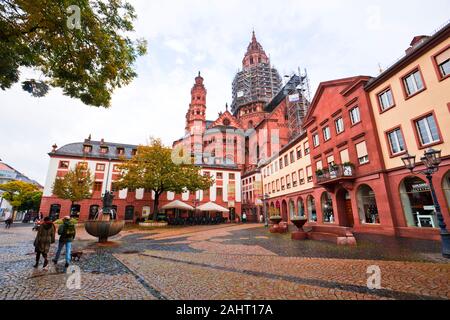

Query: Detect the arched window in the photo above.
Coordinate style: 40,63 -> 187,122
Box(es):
289,200 -> 295,219
321,192 -> 335,223
297,198 -> 305,218
357,185 -> 379,224
400,176 -> 437,228
443,171 -> 450,209
307,196 -> 317,222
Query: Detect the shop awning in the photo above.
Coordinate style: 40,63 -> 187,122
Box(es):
196,202 -> 230,213
161,200 -> 195,211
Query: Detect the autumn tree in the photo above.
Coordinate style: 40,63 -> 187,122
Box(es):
0,180 -> 42,216
115,139 -> 214,221
52,166 -> 93,212
0,0 -> 147,107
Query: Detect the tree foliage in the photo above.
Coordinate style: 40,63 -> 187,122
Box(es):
115,138 -> 214,220
0,180 -> 42,212
0,0 -> 147,107
52,165 -> 93,205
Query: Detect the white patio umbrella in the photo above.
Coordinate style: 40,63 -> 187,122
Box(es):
196,202 -> 230,213
161,200 -> 195,211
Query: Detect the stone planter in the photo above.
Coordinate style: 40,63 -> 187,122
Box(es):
291,218 -> 308,241
269,216 -> 283,225
85,220 -> 125,243
139,222 -> 168,228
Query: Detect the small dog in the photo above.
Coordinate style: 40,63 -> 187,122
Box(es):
71,251 -> 83,261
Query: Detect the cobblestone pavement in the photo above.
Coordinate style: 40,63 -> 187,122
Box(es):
1,223 -> 449,300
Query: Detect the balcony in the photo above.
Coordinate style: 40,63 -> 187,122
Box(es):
316,164 -> 356,185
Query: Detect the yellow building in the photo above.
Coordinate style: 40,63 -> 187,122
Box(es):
366,22 -> 450,239
261,133 -> 315,223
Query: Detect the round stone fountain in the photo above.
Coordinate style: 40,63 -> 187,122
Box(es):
84,191 -> 125,243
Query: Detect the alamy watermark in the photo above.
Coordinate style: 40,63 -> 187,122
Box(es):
366,265 -> 382,290
66,265 -> 81,290
66,5 -> 81,30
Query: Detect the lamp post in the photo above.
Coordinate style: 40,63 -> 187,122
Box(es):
402,149 -> 449,258
263,193 -> 269,228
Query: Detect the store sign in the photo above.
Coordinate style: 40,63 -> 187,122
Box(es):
423,206 -> 436,211
411,183 -> 430,192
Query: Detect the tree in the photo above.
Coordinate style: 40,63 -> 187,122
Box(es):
52,165 -> 93,212
0,0 -> 147,107
0,180 -> 42,215
115,138 -> 214,221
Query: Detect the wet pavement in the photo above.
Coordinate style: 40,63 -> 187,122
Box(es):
0,223 -> 449,300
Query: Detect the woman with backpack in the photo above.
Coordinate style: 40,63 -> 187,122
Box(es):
33,217 -> 55,268
52,216 -> 76,268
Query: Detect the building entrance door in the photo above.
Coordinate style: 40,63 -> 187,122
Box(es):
345,199 -> 354,228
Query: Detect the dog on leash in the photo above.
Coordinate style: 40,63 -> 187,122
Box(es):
71,251 -> 83,261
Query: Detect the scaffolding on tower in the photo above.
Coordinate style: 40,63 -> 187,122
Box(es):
286,68 -> 311,142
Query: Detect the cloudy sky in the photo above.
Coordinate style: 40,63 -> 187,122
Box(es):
1,0 -> 449,184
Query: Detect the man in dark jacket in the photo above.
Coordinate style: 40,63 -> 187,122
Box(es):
52,216 -> 76,268
33,217 -> 55,268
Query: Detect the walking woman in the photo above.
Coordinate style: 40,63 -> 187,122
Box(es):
33,217 -> 55,268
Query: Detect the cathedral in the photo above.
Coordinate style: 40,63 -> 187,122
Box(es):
173,32 -> 307,220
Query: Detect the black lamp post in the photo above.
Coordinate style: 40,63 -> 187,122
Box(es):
402,149 -> 449,258
263,193 -> 269,228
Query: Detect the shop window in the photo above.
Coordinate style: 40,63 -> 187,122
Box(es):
289,200 -> 296,219
443,171 -> 450,209
400,176 -> 437,228
357,185 -> 380,224
307,196 -> 317,222
297,198 -> 305,218
321,192 -> 335,223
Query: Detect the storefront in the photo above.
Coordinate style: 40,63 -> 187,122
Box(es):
356,185 -> 380,224
400,176 -> 437,228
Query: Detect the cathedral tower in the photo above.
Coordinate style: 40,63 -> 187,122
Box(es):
185,72 -> 207,134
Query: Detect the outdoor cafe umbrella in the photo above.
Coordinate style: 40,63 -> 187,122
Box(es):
161,200 -> 195,211
196,202 -> 230,213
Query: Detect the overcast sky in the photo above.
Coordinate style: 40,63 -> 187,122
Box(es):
1,0 -> 449,185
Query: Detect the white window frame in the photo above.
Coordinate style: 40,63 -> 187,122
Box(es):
378,89 -> 394,111
388,129 -> 406,155
323,126 -> 331,141
403,70 -> 424,96
415,115 -> 440,146
335,117 -> 344,134
350,107 -> 361,125
312,133 -> 320,147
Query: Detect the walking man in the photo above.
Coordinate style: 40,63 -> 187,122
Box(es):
52,216 -> 76,268
33,217 -> 55,268
4,209 -> 13,229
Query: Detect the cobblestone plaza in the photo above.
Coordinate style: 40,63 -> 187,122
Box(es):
1,224 -> 449,300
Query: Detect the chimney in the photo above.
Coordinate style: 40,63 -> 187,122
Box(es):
100,138 -> 105,145
406,35 -> 430,54
52,144 -> 58,152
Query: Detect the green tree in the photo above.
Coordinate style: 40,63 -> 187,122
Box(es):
0,0 -> 147,107
0,180 -> 41,215
52,165 -> 93,211
115,138 -> 214,221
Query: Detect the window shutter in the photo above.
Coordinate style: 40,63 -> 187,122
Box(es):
316,161 -> 323,170
340,149 -> 350,163
356,141 -> 368,158
436,49 -> 450,65
327,155 -> 335,165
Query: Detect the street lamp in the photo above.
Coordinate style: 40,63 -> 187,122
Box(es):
263,193 -> 269,228
402,149 -> 449,258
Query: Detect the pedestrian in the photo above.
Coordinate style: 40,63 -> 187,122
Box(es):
33,217 -> 55,269
52,216 -> 76,268
242,212 -> 247,223
4,209 -> 13,229
259,213 -> 264,224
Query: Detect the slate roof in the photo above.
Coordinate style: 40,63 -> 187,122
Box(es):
50,140 -> 139,160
